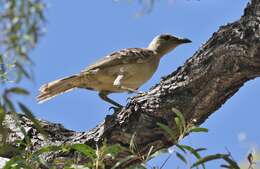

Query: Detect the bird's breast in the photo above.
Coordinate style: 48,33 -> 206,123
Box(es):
121,59 -> 159,87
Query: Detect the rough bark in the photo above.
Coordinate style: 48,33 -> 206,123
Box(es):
1,0 -> 260,168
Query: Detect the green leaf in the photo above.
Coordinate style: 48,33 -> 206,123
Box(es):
70,143 -> 96,159
3,156 -> 31,169
195,148 -> 207,152
174,117 -> 183,134
172,108 -> 185,127
191,154 -> 239,169
157,122 -> 176,142
223,155 -> 240,169
191,154 -> 220,168
179,145 -> 198,157
176,152 -> 187,164
15,62 -> 31,80
0,54 -> 3,64
33,145 -> 63,156
175,144 -> 186,154
0,106 -> 5,123
103,144 -> 124,157
3,95 -> 16,112
220,164 -> 232,168
179,144 -> 206,169
7,87 -> 29,95
189,127 -> 208,133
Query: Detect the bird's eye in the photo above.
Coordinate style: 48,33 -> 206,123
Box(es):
163,35 -> 171,41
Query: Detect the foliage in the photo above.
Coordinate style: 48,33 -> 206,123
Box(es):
2,142 -> 125,169
0,0 -> 45,82
1,107 -> 254,169
153,108 -> 240,169
0,0 -> 46,166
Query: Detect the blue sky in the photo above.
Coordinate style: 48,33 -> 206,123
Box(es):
19,0 -> 260,168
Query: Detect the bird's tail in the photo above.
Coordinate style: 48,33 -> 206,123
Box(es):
37,75 -> 81,103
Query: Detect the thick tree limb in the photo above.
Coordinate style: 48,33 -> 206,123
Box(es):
1,0 -> 260,168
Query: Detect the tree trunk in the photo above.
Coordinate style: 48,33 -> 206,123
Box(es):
2,0 -> 260,168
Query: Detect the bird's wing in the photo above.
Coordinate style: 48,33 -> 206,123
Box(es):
84,48 -> 156,71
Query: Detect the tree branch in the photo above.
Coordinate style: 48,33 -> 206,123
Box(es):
2,0 -> 260,168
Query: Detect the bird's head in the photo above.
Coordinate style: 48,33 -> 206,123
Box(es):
148,34 -> 191,57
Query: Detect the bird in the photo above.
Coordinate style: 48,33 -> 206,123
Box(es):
37,34 -> 191,108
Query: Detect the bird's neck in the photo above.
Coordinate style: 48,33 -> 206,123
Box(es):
148,42 -> 175,58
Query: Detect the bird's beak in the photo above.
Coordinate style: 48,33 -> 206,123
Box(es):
178,38 -> 192,44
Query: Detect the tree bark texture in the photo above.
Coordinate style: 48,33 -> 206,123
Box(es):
1,0 -> 260,168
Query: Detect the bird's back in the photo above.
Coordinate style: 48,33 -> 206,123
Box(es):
84,48 -> 156,71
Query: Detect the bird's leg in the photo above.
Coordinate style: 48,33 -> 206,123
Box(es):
98,91 -> 123,109
113,75 -> 143,94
